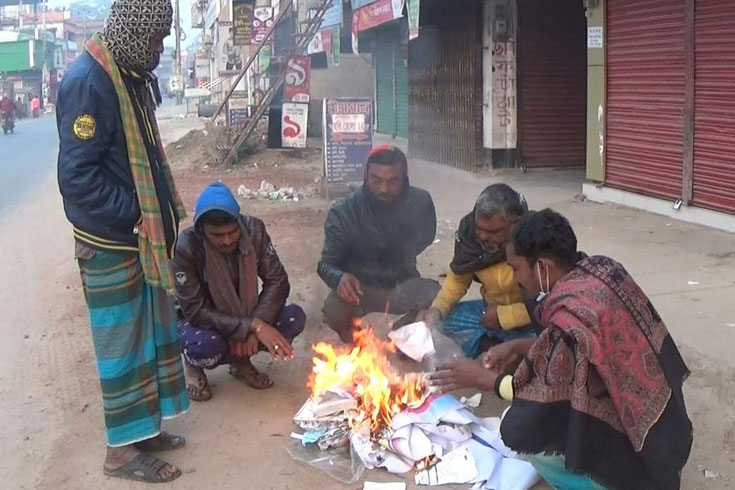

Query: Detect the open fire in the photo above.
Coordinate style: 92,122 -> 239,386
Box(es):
308,327 -> 427,434
292,321 -> 540,488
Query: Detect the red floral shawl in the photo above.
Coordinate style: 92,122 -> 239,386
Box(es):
500,255 -> 692,490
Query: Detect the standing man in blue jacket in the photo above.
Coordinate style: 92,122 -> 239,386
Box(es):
57,0 -> 189,483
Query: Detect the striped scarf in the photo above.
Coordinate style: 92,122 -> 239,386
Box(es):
86,34 -> 186,294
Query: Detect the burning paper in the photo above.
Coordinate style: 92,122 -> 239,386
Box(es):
309,327 -> 427,432
293,325 -> 539,490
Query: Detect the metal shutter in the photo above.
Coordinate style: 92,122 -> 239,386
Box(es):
394,43 -> 409,139
606,0 -> 686,200
375,33 -> 397,136
517,0 -> 587,167
409,0 -> 482,171
692,0 -> 735,213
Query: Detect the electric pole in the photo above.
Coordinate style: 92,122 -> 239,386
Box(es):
174,0 -> 182,105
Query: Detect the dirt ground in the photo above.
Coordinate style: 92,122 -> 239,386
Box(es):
1,115 -> 733,490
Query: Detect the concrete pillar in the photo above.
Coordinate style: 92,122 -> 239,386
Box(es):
586,0 -> 605,182
483,0 -> 518,168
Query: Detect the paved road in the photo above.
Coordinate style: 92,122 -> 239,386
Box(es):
0,115 -> 59,214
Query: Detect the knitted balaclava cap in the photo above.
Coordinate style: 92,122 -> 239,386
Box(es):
102,0 -> 173,72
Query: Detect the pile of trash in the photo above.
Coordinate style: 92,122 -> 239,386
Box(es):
288,321 -> 540,490
237,180 -> 318,202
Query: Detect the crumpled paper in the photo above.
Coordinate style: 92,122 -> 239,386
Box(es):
388,321 -> 436,362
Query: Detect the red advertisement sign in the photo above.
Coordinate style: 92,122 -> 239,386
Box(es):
283,56 -> 311,103
307,30 -> 333,55
356,0 -> 404,32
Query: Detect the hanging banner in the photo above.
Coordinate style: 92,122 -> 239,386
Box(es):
308,0 -> 343,30
355,0 -> 404,32
232,0 -> 253,46
252,6 -> 274,43
407,0 -> 420,39
219,0 -> 233,24
351,10 -> 360,53
307,32 -> 324,54
194,52 -> 210,86
284,56 -> 311,103
218,23 -> 244,72
282,102 -> 309,148
308,30 -> 333,54
323,97 -> 374,184
332,27 -> 341,66
258,44 -> 272,73
205,0 -> 218,30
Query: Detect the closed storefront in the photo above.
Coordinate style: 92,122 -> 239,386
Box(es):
605,0 -> 734,214
606,0 -> 686,200
374,24 -> 409,138
692,0 -> 735,213
517,0 -> 587,167
409,0 -> 483,171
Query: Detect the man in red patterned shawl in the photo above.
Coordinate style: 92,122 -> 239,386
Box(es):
429,209 -> 692,490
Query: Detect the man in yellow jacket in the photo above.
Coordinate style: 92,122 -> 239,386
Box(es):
418,184 -> 536,358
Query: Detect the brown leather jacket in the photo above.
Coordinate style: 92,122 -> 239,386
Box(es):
173,215 -> 290,341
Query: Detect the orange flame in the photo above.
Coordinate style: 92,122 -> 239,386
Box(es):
309,327 -> 426,432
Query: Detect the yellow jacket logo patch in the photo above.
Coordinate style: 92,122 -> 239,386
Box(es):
73,114 -> 96,140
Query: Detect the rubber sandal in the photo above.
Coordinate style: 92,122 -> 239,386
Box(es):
103,452 -> 181,483
134,432 -> 186,452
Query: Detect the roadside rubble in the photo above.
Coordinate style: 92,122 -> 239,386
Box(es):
238,180 -> 319,202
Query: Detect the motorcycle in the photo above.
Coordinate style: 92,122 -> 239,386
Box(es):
1,112 -> 15,134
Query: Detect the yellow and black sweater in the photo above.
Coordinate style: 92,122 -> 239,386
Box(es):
431,261 -> 532,330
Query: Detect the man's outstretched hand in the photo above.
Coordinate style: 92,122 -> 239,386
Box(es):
482,338 -> 533,375
426,357 -> 499,393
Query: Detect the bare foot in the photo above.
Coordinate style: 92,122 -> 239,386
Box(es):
228,358 -> 273,389
183,361 -> 212,402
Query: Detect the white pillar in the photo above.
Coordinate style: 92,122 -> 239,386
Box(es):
482,0 -> 517,150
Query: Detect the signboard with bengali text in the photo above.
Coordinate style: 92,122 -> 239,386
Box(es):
323,97 -> 374,184
232,0 -> 253,46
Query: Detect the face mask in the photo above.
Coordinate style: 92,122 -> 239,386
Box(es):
536,261 -> 550,303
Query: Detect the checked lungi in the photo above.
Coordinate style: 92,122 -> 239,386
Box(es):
441,300 -> 536,358
78,249 -> 189,447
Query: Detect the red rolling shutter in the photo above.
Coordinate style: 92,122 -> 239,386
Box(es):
606,0 -> 686,200
517,0 -> 587,167
692,0 -> 735,213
